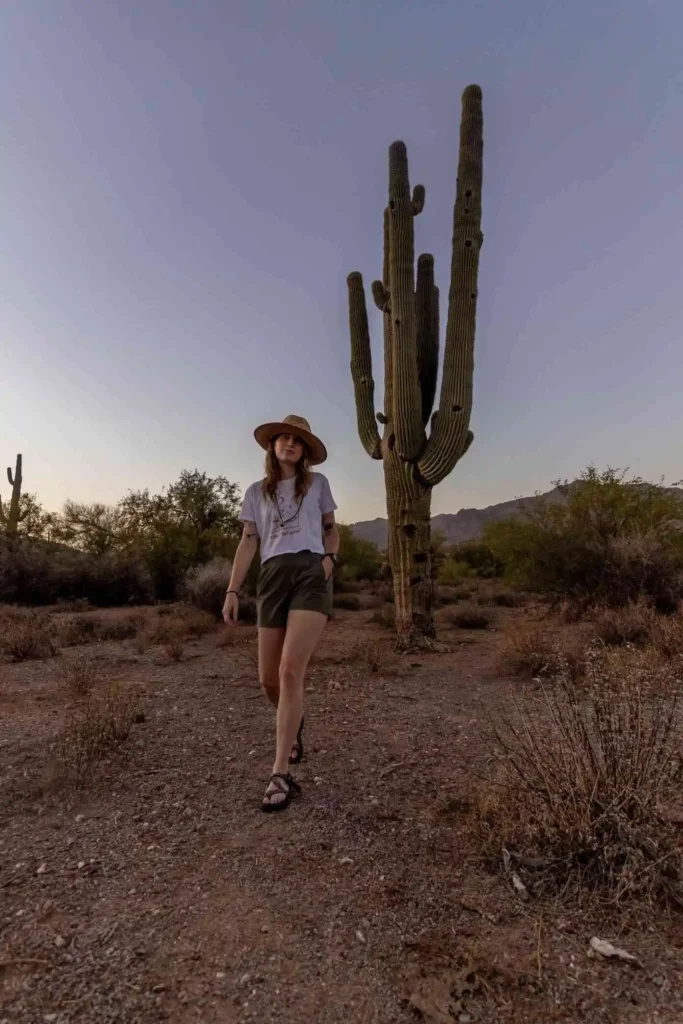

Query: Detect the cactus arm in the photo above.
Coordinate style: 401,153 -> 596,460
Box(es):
412,184 -> 426,215
347,272 -> 382,460
371,280 -> 390,312
417,85 -> 483,487
415,255 -> 439,426
7,467 -> 13,487
388,142 -> 425,461
380,208 -> 394,435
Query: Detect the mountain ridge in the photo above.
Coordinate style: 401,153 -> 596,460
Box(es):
350,485 -> 566,549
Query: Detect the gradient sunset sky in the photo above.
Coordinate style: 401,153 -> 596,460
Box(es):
2,0 -> 682,524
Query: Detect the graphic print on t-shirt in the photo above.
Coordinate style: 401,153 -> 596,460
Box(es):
273,486 -> 302,540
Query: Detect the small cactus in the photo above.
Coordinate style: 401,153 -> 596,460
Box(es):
347,86 -> 484,648
0,454 -> 28,538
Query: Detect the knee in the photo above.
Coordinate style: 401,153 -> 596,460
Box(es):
279,658 -> 303,692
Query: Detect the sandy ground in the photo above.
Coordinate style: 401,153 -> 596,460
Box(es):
1,602 -> 682,1023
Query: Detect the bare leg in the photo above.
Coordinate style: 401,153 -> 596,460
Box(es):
258,627 -> 286,708
263,610 -> 327,808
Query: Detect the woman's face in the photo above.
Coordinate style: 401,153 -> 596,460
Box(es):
274,433 -> 304,465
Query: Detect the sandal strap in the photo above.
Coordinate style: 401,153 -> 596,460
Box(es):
268,772 -> 301,793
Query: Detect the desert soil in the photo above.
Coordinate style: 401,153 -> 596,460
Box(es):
1,602 -> 682,1024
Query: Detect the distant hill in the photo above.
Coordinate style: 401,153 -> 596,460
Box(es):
350,485 -> 568,549
350,482 -> 683,549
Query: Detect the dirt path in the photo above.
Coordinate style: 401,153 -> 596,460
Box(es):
1,609 -> 682,1023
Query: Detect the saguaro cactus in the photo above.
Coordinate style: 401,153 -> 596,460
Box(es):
0,454 -> 28,538
347,86 -> 484,649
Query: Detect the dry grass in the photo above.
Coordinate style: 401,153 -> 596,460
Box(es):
475,645 -> 683,906
591,600 -> 658,648
477,589 -> 524,608
449,603 -> 491,630
368,603 -> 396,630
56,684 -> 140,789
162,632 -> 185,661
499,623 -> 586,682
0,609 -> 57,661
58,655 -> 101,697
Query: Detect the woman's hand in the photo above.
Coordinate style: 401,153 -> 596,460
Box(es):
223,591 -> 239,626
322,555 -> 334,582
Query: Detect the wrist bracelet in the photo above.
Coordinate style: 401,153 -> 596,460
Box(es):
226,589 -> 239,596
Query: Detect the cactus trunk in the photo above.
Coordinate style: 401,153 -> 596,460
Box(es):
385,453 -> 435,644
347,86 -> 484,650
0,454 -> 26,538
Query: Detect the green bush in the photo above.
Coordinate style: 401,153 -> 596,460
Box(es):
337,525 -> 382,583
0,540 -> 153,607
485,468 -> 683,612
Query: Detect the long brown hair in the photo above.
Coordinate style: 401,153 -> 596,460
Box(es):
262,438 -> 312,503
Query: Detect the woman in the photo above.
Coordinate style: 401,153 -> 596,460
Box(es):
223,415 -> 339,812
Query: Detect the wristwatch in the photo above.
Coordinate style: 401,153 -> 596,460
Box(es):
323,553 -> 339,566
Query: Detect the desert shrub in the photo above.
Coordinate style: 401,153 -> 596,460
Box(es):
333,594 -> 361,611
184,557 -> 232,618
97,616 -> 142,642
449,604 -> 491,630
441,541 -> 504,581
476,646 -> 683,905
592,600 -> 657,648
59,655 -> 101,697
57,616 -> 98,647
480,589 -> 523,608
369,603 -> 396,630
337,525 -> 382,583
652,611 -> 683,661
57,685 -> 140,788
0,540 -> 154,607
485,468 -> 683,612
0,608 -> 56,661
162,632 -> 185,661
176,606 -> 215,637
499,624 -> 586,681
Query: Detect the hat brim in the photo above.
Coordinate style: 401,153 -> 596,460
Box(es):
254,422 -> 327,466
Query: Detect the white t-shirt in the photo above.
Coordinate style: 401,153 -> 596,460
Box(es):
239,473 -> 337,564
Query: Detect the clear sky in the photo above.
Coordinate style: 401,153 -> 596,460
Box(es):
2,0 -> 682,524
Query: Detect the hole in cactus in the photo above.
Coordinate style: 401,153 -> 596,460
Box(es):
465,240 -> 472,248
388,434 -> 396,451
413,552 -> 427,564
410,575 -> 423,587
470,293 -> 477,300
452,404 -> 463,413
390,200 -> 396,210
465,189 -> 472,197
403,524 -> 417,540
394,319 -> 400,327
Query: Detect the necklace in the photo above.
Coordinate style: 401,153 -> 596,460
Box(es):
273,484 -> 303,528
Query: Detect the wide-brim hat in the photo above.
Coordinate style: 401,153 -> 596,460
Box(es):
253,414 -> 327,466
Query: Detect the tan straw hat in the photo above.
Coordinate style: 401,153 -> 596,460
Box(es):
253,414 -> 327,466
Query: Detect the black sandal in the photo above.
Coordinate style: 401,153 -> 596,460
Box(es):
289,716 -> 305,765
261,773 -> 301,813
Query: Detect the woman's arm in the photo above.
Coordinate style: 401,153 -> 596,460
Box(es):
228,522 -> 259,593
322,511 -> 339,579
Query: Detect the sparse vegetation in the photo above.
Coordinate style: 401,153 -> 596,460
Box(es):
476,645 -> 683,905
499,623 -> 586,681
0,608 -> 56,661
485,468 -> 683,613
449,604 -> 491,630
59,654 -> 101,697
56,685 -> 140,789
369,603 -> 396,630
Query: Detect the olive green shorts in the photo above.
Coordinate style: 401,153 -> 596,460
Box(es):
257,551 -> 333,629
